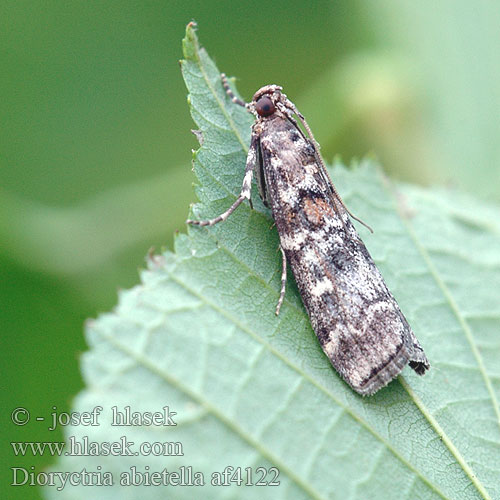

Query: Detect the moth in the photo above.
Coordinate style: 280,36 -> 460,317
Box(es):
187,74 -> 430,395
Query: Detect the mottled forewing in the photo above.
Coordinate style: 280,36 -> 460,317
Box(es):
258,114 -> 420,395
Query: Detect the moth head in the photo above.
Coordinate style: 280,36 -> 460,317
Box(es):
252,85 -> 283,117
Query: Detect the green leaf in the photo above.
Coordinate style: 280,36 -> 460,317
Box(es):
47,23 -> 500,500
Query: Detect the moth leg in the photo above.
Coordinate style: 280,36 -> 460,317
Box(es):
275,246 -> 287,316
186,132 -> 258,227
221,73 -> 247,108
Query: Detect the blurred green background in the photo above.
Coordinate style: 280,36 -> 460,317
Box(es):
1,1 -> 500,499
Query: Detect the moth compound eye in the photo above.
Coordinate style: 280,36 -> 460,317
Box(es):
256,96 -> 276,117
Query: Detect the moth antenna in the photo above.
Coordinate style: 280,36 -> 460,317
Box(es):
284,98 -> 373,233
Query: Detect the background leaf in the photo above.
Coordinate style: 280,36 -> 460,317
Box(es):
47,24 -> 500,500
